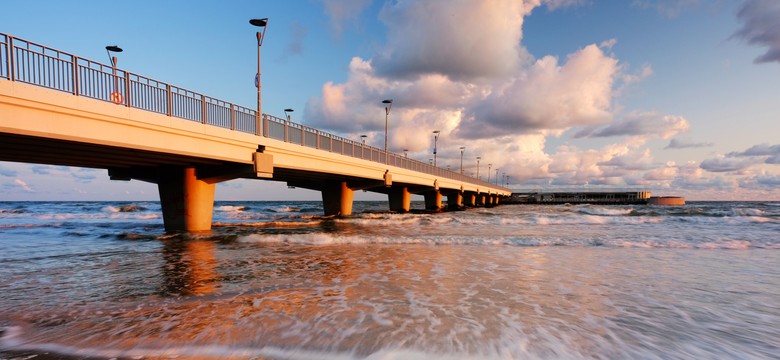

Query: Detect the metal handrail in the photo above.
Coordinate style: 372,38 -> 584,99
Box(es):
0,32 -> 508,192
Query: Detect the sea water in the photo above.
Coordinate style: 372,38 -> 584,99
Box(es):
1,201 -> 779,359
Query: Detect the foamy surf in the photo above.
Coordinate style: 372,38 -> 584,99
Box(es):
2,200 -> 780,360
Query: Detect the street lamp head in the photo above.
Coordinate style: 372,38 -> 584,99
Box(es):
250,18 -> 270,46
382,99 -> 393,114
284,108 -> 294,112
105,45 -> 123,53
249,18 -> 269,27
433,130 -> 440,134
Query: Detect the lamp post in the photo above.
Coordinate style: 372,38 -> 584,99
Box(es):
360,135 -> 367,159
476,156 -> 481,180
488,163 -> 492,183
459,146 -> 466,174
382,99 -> 393,164
250,18 -> 269,136
403,149 -> 408,158
105,45 -> 122,104
284,108 -> 294,122
432,130 -> 440,167
495,168 -> 500,185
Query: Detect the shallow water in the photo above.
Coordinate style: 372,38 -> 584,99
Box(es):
1,201 -> 779,359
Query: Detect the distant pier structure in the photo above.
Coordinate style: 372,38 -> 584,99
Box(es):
508,191 -> 685,205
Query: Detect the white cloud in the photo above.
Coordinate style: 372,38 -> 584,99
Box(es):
700,155 -> 759,173
461,44 -> 619,138
733,0 -> 780,64
726,143 -> 780,164
373,0 -> 531,81
14,179 -> 34,192
576,111 -> 689,139
739,173 -> 780,190
665,137 -> 714,149
304,0 -> 734,196
728,143 -> 780,157
643,161 -> 679,181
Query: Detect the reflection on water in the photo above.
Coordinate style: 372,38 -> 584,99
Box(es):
2,242 -> 779,359
161,239 -> 219,296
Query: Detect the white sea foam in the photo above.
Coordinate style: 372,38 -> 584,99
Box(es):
267,206 -> 303,213
575,206 -> 635,216
731,208 -> 765,216
216,205 -> 248,212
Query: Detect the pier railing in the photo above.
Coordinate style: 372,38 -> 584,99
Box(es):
0,32 -> 507,191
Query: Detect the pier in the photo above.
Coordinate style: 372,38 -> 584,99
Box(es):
0,32 -> 511,231
509,191 -> 652,205
508,191 -> 685,205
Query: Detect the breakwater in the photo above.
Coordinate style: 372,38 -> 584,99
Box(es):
506,191 -> 684,205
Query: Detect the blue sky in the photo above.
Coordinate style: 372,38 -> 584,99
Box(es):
2,0 -> 779,201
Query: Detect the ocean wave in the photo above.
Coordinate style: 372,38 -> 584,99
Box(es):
267,206 -> 303,213
102,205 -> 147,213
574,206 -> 636,216
216,205 -> 249,212
0,223 -> 61,229
0,208 -> 26,214
0,325 -> 507,360
235,232 -> 774,249
215,220 -> 322,228
730,208 -> 765,217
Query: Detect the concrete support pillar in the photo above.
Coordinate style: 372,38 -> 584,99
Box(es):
389,186 -> 411,212
424,191 -> 443,211
494,196 -> 500,205
448,193 -> 463,210
486,195 -> 495,207
464,193 -> 475,207
157,167 -> 215,232
477,194 -> 486,207
322,181 -> 354,216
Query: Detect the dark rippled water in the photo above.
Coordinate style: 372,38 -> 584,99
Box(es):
1,201 -> 779,359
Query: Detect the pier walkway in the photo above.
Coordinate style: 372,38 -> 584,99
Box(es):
0,32 -> 510,231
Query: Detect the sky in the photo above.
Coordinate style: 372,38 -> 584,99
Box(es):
1,0 -> 780,201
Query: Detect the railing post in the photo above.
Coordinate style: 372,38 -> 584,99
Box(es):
123,71 -> 130,107
263,114 -> 269,137
71,56 -> 79,95
257,113 -> 264,137
230,104 -> 235,130
7,35 -> 15,81
166,84 -> 172,117
284,120 -> 289,142
201,95 -> 207,125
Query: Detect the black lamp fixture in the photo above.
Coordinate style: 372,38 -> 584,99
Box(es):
105,45 -> 122,67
